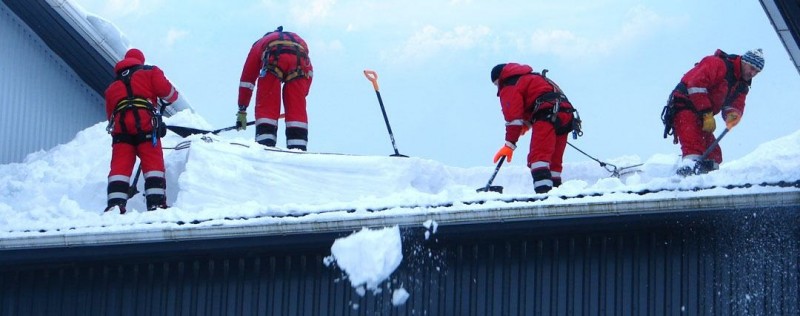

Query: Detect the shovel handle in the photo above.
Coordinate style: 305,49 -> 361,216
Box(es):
363,70 -> 379,91
483,156 -> 505,190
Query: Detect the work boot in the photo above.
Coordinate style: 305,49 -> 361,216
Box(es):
104,203 -> 127,215
694,159 -> 717,174
147,203 -> 168,211
676,165 -> 694,177
146,195 -> 168,211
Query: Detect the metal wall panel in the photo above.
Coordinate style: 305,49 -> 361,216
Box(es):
1,207 -> 798,315
0,1 -> 104,164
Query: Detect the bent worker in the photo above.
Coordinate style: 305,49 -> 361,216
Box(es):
663,49 -> 763,175
236,26 -> 313,151
104,48 -> 179,214
490,63 -> 580,194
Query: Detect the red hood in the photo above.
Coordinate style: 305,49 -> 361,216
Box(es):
496,63 -> 533,95
499,63 -> 533,81
114,58 -> 143,73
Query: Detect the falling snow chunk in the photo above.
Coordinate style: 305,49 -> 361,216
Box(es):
329,226 -> 403,292
392,288 -> 410,306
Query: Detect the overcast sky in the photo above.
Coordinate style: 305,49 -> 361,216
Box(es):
71,0 -> 800,168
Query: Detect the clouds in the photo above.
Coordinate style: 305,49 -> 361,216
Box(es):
163,28 -> 188,48
384,25 -> 491,64
292,0 -> 337,25
362,4 -> 677,66
522,5 -> 677,60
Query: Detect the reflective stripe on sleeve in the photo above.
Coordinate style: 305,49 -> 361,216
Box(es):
505,119 -> 525,126
239,82 -> 255,90
687,87 -> 707,95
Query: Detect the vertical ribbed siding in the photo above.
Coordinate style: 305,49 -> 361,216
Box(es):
1,209 -> 799,315
0,1 -> 104,164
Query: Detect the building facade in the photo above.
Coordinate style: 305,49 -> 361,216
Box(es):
0,0 -> 108,164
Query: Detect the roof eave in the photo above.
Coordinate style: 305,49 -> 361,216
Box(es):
1,190 -> 798,252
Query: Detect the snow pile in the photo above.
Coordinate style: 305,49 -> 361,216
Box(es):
1,110 -> 799,305
1,110 -> 799,235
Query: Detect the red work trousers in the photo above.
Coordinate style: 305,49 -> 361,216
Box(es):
526,117 -> 568,173
674,109 -> 722,164
254,55 -> 312,124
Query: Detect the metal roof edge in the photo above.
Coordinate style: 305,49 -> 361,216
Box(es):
760,0 -> 800,76
1,190 -> 798,251
45,0 -> 123,64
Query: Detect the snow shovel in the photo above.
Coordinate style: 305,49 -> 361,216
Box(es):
127,163 -> 142,199
167,113 -> 287,137
677,127 -> 731,176
699,127 -> 730,160
167,121 -> 255,138
476,156 -> 505,193
363,70 -> 407,157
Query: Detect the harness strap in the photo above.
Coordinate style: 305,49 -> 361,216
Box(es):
718,53 -> 750,109
111,66 -> 158,136
114,98 -> 151,111
260,28 -> 310,82
497,70 -> 582,137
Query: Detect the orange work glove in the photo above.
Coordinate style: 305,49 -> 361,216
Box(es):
493,145 -> 515,163
519,124 -> 530,136
725,112 -> 741,129
701,112 -> 716,133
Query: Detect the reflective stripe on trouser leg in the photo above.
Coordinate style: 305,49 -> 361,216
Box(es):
551,170 -> 562,188
530,161 -> 553,193
144,170 -> 166,209
255,118 -> 278,147
107,174 -> 130,207
285,120 -> 308,150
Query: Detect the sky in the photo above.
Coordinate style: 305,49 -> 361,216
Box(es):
68,0 -> 800,168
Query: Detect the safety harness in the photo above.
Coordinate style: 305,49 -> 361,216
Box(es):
259,26 -> 311,82
107,65 -> 165,146
499,69 -> 583,138
661,50 -> 751,142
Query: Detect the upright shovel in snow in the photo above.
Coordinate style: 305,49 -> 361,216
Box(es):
476,156 -> 505,193
363,70 -> 407,157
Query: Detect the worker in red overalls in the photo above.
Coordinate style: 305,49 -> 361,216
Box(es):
662,49 -> 763,175
236,26 -> 313,151
104,48 -> 179,214
490,63 -> 581,194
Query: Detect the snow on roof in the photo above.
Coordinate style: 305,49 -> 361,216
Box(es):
0,110 -> 798,249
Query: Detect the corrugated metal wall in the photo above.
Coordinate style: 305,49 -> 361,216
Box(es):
1,207 -> 798,315
0,1 -> 104,164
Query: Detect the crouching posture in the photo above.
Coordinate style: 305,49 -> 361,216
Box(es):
104,48 -> 179,214
662,49 -> 763,175
490,63 -> 580,193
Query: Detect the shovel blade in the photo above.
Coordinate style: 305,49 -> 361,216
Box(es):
167,125 -> 212,138
476,185 -> 503,194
